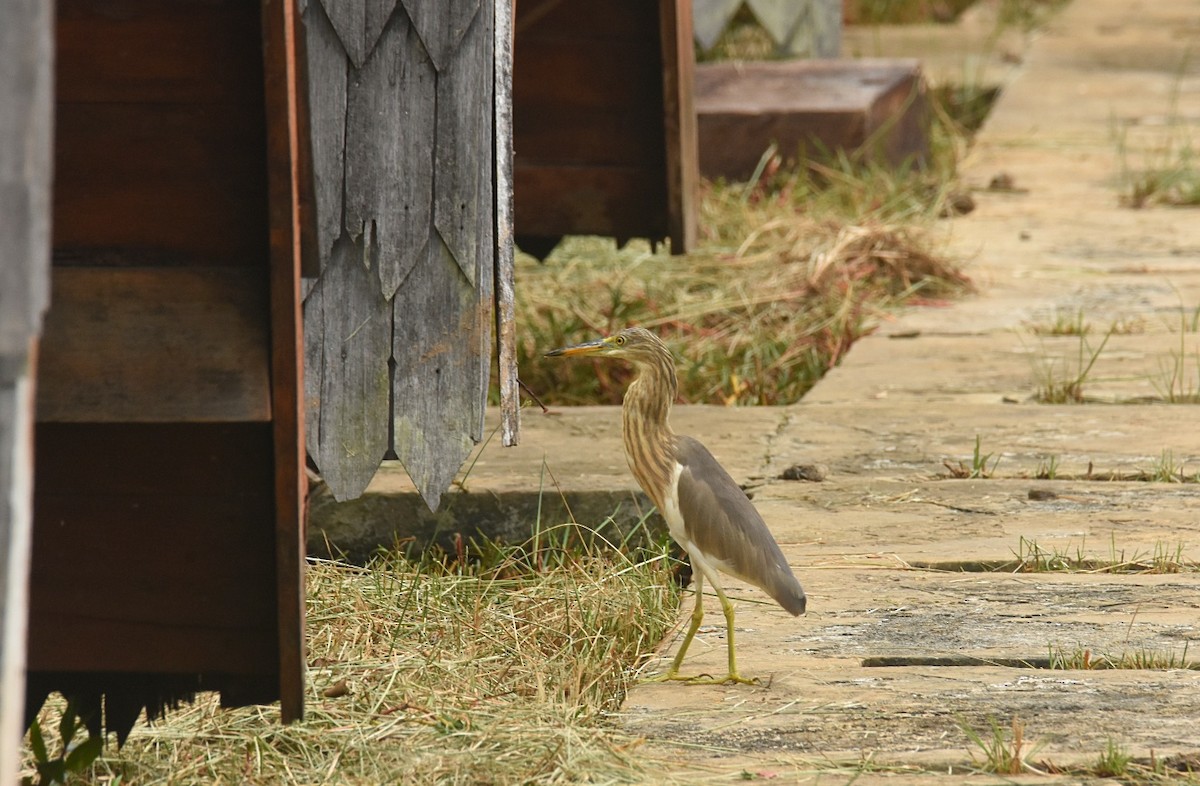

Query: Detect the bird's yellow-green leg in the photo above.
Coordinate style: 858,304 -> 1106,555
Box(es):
642,572 -> 706,682
712,583 -> 758,685
642,572 -> 759,685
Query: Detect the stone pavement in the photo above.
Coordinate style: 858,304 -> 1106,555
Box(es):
309,0 -> 1200,780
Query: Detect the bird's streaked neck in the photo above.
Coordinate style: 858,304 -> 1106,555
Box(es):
621,351 -> 678,510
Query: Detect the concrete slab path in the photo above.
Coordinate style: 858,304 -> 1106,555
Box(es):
308,0 -> 1200,780
621,0 -> 1200,780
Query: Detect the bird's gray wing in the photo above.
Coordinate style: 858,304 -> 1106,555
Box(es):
675,436 -> 806,615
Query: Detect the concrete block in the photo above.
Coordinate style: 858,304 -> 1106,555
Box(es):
695,58 -> 929,181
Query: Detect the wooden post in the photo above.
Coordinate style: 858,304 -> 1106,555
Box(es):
0,0 -> 54,776
0,369 -> 36,785
660,0 -> 699,253
495,0 -> 519,448
300,0 -> 505,508
261,0 -> 308,724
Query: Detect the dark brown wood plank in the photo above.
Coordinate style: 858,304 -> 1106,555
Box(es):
514,164 -> 667,239
28,423 -> 277,676
513,38 -> 663,115
33,421 -> 277,496
512,33 -> 664,169
343,9 -> 436,298
511,0 -> 688,247
36,267 -> 272,423
262,0 -> 308,724
52,102 -> 268,264
53,0 -> 270,267
516,0 -> 658,40
515,104 -> 666,168
56,0 -> 264,105
29,617 -> 277,675
291,0 -> 321,279
866,66 -> 930,170
659,0 -> 699,253
30,496 -> 277,667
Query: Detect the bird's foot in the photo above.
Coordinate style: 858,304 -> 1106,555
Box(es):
690,672 -> 761,686
640,671 -> 760,686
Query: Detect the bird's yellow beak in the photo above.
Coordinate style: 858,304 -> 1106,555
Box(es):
545,338 -> 609,358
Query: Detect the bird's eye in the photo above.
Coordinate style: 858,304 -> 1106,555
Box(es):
613,335 -> 626,346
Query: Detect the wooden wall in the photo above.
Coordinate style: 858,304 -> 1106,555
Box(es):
513,0 -> 697,253
26,0 -> 304,734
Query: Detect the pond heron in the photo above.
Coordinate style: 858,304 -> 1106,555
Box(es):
546,327 -> 806,684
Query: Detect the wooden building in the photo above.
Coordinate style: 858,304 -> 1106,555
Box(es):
1,0 -> 695,767
18,0 -> 309,743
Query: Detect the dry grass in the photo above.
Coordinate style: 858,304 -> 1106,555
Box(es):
517,38 -> 977,408
849,0 -> 978,26
517,165 -> 970,407
24,531 -> 684,785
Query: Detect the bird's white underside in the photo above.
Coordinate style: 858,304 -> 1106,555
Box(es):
663,460 -> 735,595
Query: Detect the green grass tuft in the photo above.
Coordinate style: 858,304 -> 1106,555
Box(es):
943,434 -> 1000,478
1050,642 -> 1195,671
1031,328 -> 1113,404
1011,535 -> 1196,574
1094,739 -> 1134,778
1115,54 -> 1200,209
959,715 -> 1044,775
1027,308 -> 1090,336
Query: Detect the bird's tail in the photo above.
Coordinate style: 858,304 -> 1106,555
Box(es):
769,567 -> 807,616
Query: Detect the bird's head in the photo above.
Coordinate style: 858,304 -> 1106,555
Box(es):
545,327 -> 670,365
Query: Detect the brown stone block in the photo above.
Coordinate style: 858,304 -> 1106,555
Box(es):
695,58 -> 929,181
